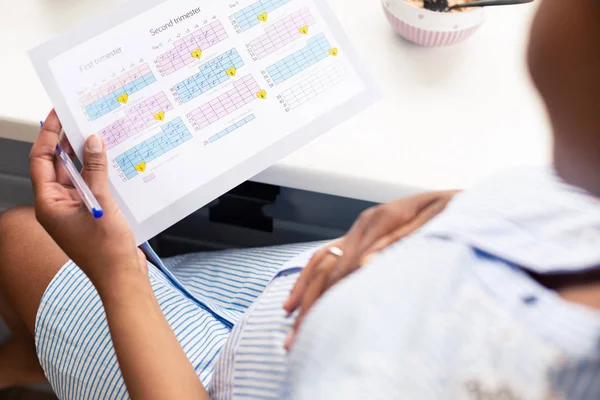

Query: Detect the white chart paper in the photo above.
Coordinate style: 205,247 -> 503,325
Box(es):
30,0 -> 379,244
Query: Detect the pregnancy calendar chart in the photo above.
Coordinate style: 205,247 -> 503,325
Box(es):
30,0 -> 378,244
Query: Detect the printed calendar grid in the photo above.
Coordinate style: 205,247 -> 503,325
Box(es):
207,114 -> 256,143
80,64 -> 152,105
100,92 -> 173,149
249,8 -> 315,59
155,21 -> 229,76
173,49 -> 245,103
281,63 -> 348,109
265,33 -> 331,85
115,117 -> 193,179
80,64 -> 157,120
233,0 -> 293,32
187,75 -> 260,130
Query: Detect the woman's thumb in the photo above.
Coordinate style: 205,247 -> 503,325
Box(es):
82,134 -> 110,197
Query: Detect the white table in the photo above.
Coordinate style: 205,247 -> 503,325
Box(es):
0,0 -> 551,203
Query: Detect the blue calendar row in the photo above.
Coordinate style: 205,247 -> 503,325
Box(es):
265,33 -> 331,85
207,114 -> 256,143
173,49 -> 245,103
233,0 -> 292,32
85,72 -> 157,121
115,117 -> 193,179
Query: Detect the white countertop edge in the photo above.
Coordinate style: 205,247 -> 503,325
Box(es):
0,117 -> 40,144
252,162 -> 427,203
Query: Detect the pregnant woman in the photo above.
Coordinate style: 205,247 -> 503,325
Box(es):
3,0 -> 600,396
0,111 -> 453,399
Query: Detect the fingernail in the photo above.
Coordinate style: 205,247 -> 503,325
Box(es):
87,134 -> 103,153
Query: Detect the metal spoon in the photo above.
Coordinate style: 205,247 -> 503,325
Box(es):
424,0 -> 533,13
448,0 -> 534,11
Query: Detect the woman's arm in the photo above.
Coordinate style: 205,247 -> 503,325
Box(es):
31,111 -> 208,399
97,269 -> 208,400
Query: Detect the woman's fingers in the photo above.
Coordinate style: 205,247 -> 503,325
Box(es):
283,249 -> 326,313
361,198 -> 448,262
285,258 -> 335,349
81,134 -> 111,202
53,130 -> 77,187
325,209 -> 371,283
59,134 -> 76,160
323,207 -> 404,290
30,110 -> 62,194
284,238 -> 344,313
355,205 -> 411,254
54,157 -> 72,187
325,207 -> 385,286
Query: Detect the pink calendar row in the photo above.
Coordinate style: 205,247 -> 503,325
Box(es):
79,64 -> 152,106
248,8 -> 315,60
100,92 -> 173,149
155,21 -> 229,76
187,75 -> 260,129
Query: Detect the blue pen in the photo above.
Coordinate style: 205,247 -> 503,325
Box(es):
41,121 -> 104,219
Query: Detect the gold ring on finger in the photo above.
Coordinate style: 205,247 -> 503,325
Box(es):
326,246 -> 344,258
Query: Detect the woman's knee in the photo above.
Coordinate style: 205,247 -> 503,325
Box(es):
0,206 -> 37,256
0,206 -> 41,260
0,204 -> 35,222
0,205 -> 35,228
0,204 -> 68,273
0,205 -> 68,332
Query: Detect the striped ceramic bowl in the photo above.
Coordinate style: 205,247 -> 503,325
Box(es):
382,0 -> 485,47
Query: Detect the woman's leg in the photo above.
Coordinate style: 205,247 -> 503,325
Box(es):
0,205 -> 325,398
0,206 -> 68,389
0,291 -> 46,390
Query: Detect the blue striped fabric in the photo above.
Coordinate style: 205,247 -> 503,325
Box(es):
209,268 -> 305,399
34,242 -> 323,399
285,237 -> 600,399
284,167 -> 600,400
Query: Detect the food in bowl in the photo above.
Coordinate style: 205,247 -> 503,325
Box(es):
383,0 -> 485,46
405,0 -> 480,13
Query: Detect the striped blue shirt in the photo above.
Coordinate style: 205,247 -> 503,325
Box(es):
287,167 -> 600,399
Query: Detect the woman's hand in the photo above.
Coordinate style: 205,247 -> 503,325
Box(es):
30,110 -> 145,289
32,110 -> 209,399
283,190 -> 458,348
